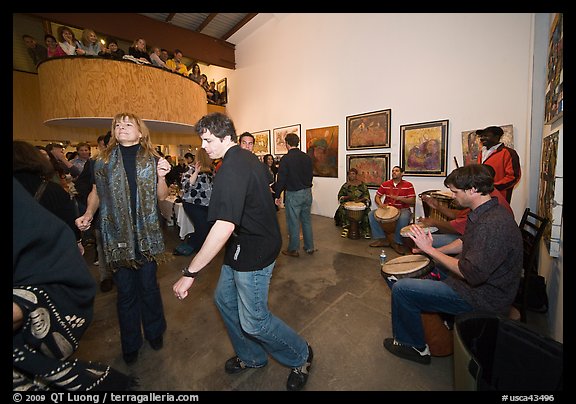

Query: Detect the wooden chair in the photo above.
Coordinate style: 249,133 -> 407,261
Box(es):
513,208 -> 549,323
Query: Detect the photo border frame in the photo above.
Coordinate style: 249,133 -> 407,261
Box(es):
216,78 -> 227,105
272,124 -> 301,155
346,153 -> 390,189
400,119 -> 449,177
346,109 -> 391,150
251,129 -> 271,156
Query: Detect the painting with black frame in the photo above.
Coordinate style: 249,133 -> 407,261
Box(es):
346,109 -> 391,150
346,153 -> 390,189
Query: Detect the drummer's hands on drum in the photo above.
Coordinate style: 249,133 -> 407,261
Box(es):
417,216 -> 435,227
407,224 -> 434,254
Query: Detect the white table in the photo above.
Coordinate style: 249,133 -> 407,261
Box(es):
159,196 -> 195,239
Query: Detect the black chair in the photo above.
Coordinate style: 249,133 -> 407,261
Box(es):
513,208 -> 549,323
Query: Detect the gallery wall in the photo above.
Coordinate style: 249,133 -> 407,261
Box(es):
219,13 -> 535,221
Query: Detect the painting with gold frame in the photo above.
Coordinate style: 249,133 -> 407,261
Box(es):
252,130 -> 270,156
400,119 -> 448,177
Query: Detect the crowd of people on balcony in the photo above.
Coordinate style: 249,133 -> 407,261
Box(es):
22,27 -> 226,106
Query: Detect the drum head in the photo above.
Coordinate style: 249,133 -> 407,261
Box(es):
375,205 -> 400,221
381,255 -> 430,276
344,201 -> 365,210
400,224 -> 439,237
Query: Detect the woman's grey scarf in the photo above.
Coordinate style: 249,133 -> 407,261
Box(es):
94,146 -> 166,268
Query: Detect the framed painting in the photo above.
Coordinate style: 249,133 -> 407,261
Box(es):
217,78 -> 228,105
346,109 -> 391,150
461,124 -> 514,166
346,153 -> 390,189
544,13 -> 563,124
400,119 -> 448,177
272,124 -> 301,155
306,125 -> 338,177
252,130 -> 270,156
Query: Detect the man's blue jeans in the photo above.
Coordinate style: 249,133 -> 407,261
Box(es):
369,207 -> 412,244
113,260 -> 167,355
284,188 -> 314,252
390,278 -> 473,348
214,263 -> 309,368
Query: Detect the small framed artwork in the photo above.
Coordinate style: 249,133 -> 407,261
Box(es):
306,125 -> 339,177
461,124 -> 514,166
272,124 -> 301,155
252,130 -> 271,156
346,153 -> 390,189
346,109 -> 391,150
217,78 -> 227,105
400,119 -> 449,177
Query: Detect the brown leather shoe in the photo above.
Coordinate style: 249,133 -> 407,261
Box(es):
282,250 -> 300,257
369,239 -> 390,248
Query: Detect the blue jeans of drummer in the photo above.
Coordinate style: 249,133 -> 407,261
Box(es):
214,263 -> 309,368
284,188 -> 314,252
113,260 -> 167,355
391,278 -> 473,349
369,207 -> 412,244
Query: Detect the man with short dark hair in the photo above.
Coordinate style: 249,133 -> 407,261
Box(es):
475,125 -> 521,203
274,133 -> 315,257
383,164 -> 522,365
173,113 -> 313,391
238,132 -> 255,152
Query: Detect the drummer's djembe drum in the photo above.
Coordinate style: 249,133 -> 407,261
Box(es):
399,224 -> 439,250
343,202 -> 366,240
419,190 -> 457,221
374,205 -> 400,245
380,254 -> 453,357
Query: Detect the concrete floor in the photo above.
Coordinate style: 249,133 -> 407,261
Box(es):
75,212 -> 549,391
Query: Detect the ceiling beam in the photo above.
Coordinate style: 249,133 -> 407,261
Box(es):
26,13 -> 236,69
222,13 -> 258,41
197,13 -> 218,33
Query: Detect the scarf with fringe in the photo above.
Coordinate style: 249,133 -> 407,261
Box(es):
94,146 -> 167,268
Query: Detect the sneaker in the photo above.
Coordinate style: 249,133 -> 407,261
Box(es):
286,345 -> 313,391
383,338 -> 431,365
224,356 -> 265,374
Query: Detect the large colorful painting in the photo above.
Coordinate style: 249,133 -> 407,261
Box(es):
538,130 -> 560,257
306,125 -> 338,178
545,13 -> 563,124
346,153 -> 390,189
346,109 -> 391,150
400,119 -> 448,176
273,124 -> 301,155
461,124 -> 514,166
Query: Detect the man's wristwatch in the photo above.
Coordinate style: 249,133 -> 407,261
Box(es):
182,267 -> 200,278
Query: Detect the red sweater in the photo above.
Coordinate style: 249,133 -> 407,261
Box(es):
478,144 -> 521,203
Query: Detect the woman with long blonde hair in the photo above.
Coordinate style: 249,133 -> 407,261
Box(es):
76,112 -> 171,364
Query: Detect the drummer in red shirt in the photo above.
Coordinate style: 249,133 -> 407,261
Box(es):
368,166 -> 416,255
